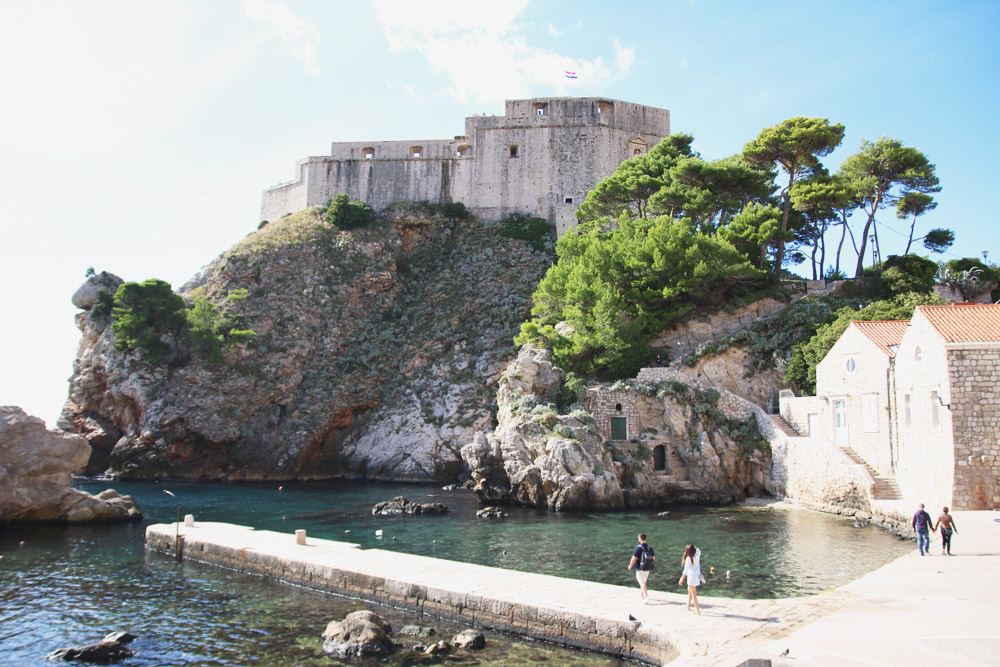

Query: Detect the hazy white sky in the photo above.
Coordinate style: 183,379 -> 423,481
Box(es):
2,0 -> 998,426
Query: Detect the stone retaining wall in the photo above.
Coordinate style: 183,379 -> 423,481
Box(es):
146,523 -> 678,665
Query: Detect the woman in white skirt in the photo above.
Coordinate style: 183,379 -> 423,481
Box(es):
678,544 -> 702,614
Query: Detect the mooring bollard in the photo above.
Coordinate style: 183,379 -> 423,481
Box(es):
295,529 -> 307,545
184,514 -> 194,527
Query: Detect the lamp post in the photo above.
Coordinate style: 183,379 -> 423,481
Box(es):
162,490 -> 180,560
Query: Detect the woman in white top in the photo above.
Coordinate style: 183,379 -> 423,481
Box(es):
678,544 -> 702,614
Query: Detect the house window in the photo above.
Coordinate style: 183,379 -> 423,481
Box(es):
846,357 -> 857,373
930,390 -> 941,430
633,148 -> 642,155
533,102 -> 548,115
564,197 -> 573,204
509,145 -> 518,158
915,346 -> 922,362
904,394 -> 912,428
363,147 -> 375,159
611,417 -> 627,441
410,146 -> 423,158
863,394 -> 879,433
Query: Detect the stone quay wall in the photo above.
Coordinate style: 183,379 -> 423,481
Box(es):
146,522 -> 678,665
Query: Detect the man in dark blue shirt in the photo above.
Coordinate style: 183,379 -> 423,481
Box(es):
912,503 -> 934,555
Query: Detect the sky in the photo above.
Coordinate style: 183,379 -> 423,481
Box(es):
1,0 -> 998,427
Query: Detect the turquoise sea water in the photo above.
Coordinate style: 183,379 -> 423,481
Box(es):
0,480 -> 911,666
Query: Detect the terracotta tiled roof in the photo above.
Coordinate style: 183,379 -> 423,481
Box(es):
851,320 -> 910,356
916,303 -> 1000,343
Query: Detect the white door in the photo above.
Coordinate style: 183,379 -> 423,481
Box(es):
833,400 -> 848,445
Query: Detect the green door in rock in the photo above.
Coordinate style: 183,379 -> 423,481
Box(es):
611,417 -> 627,441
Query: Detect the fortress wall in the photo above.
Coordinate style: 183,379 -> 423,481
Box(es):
329,139 -> 467,161
289,157 -> 476,213
261,98 -> 670,226
260,157 -> 321,222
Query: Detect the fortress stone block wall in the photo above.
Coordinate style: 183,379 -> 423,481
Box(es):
261,97 -> 670,236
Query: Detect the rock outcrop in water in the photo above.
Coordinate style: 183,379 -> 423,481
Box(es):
59,206 -> 550,482
0,406 -> 141,523
461,346 -> 775,511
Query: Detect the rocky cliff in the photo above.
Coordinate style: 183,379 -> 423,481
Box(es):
0,406 -> 141,522
60,206 -> 551,481
461,346 -> 774,511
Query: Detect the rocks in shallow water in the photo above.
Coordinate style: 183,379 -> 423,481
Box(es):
476,506 -> 508,519
399,625 -> 436,638
424,641 -> 452,656
321,610 -> 395,658
48,631 -> 136,663
371,496 -> 448,516
0,406 -> 142,523
451,629 -> 486,650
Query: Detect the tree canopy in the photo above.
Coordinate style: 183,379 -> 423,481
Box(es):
111,279 -> 187,364
840,137 -> 941,277
516,216 -> 765,378
743,117 -> 845,273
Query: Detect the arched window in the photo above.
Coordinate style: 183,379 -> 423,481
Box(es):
597,101 -> 614,114
456,144 -> 471,157
363,147 -> 375,159
533,102 -> 548,116
410,146 -> 423,158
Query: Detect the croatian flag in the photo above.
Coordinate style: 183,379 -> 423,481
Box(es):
565,71 -> 577,79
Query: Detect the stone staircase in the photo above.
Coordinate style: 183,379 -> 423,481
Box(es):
769,414 -> 801,437
839,446 -> 903,500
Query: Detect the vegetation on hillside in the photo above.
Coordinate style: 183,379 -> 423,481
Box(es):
519,114 -> 979,383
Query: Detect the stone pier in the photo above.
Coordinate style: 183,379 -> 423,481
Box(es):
146,514 -> 1000,666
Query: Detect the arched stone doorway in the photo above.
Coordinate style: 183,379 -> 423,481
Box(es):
653,445 -> 667,472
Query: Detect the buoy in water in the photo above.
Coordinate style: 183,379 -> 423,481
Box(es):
278,486 -> 283,491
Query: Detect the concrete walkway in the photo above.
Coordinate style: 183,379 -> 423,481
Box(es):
146,511 -> 1000,666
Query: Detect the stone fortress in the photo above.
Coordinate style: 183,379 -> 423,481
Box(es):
261,97 -> 670,236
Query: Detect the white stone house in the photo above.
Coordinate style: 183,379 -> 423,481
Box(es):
782,304 -> 1000,510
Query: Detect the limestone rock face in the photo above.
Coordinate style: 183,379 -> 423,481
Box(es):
0,406 -> 141,522
461,346 -> 774,511
321,610 -> 395,658
61,208 -> 550,482
71,271 -> 123,310
649,297 -> 794,363
461,345 -> 625,512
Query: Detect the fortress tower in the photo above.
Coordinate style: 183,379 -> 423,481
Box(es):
261,97 -> 670,236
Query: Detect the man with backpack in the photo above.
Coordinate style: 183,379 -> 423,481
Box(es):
627,533 -> 656,602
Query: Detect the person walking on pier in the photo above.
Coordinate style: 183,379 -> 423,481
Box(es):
912,503 -> 934,555
627,533 -> 656,602
678,544 -> 702,614
934,507 -> 958,555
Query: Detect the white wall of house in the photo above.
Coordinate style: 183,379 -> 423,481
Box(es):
815,324 -> 895,475
892,310 -> 956,507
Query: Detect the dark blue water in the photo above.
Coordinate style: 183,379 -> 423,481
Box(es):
1,480 -> 910,666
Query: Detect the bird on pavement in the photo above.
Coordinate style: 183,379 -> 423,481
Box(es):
628,614 -> 637,621
780,648 -> 790,657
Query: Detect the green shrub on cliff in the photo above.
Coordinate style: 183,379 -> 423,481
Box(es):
497,213 -> 553,252
111,279 -> 187,364
326,193 -> 375,230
